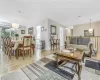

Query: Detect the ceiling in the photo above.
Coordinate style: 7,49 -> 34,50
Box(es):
0,0 -> 100,27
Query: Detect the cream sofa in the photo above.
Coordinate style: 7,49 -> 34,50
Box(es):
67,37 -> 92,57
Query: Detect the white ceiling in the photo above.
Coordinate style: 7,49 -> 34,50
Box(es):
0,0 -> 100,27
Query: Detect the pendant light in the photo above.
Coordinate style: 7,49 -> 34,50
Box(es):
88,19 -> 93,33
12,23 -> 19,29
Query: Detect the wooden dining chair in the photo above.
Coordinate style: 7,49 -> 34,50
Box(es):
4,37 -> 8,55
18,36 -> 32,59
7,37 -> 16,59
53,39 -> 57,50
57,39 -> 60,49
7,37 -> 12,59
2,37 -> 7,54
50,39 -> 54,50
31,39 -> 35,54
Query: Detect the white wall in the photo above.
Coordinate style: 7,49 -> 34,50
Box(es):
25,19 -> 67,50
34,19 -> 67,50
73,21 -> 100,36
48,19 -> 67,39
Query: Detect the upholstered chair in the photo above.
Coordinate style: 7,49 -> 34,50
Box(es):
18,36 -> 32,59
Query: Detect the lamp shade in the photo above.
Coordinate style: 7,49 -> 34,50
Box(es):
12,23 -> 19,29
88,28 -> 93,33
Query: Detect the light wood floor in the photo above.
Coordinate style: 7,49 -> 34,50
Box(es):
9,50 -> 100,72
1,49 -> 100,78
9,50 -> 58,71
91,52 -> 100,61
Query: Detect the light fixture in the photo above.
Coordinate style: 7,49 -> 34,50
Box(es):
12,23 -> 19,29
88,19 -> 93,33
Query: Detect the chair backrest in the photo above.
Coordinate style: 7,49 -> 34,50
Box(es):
53,39 -> 56,43
2,37 -> 6,46
50,39 -> 54,44
56,39 -> 60,44
23,36 -> 32,47
7,37 -> 12,47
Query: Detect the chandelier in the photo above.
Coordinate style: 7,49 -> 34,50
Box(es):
88,19 -> 93,33
12,23 -> 19,29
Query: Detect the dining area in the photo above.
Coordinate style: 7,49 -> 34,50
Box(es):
2,36 -> 35,60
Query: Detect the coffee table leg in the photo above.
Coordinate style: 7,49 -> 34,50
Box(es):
56,56 -> 59,67
77,62 -> 82,80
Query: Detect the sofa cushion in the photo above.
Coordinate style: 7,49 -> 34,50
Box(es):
68,44 -> 88,50
81,38 -> 90,45
70,37 -> 77,44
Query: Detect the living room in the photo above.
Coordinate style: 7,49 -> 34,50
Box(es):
0,0 -> 100,80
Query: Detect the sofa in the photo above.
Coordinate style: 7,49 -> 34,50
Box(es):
67,37 -> 93,57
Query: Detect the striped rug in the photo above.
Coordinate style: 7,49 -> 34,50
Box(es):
1,57 -> 75,80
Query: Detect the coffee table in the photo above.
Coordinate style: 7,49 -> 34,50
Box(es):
55,50 -> 84,80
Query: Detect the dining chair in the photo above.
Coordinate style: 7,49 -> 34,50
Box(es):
53,39 -> 57,50
7,37 -> 12,59
2,37 -> 7,54
7,37 -> 16,59
18,36 -> 32,59
31,39 -> 35,54
4,37 -> 8,55
57,39 -> 60,49
50,39 -> 54,50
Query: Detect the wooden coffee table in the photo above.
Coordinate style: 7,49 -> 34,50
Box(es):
55,51 -> 84,80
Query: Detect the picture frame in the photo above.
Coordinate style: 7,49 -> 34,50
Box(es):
28,27 -> 33,34
50,25 -> 56,35
41,27 -> 44,31
21,30 -> 25,34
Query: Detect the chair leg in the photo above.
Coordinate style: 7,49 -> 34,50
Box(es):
24,50 -> 25,57
9,49 -> 11,59
30,49 -> 31,57
22,50 -> 24,60
53,45 -> 54,51
51,45 -> 52,50
16,49 -> 18,59
32,47 -> 34,54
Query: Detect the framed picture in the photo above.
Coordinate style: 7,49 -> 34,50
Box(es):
28,27 -> 33,34
84,30 -> 89,36
50,25 -> 56,35
84,30 -> 94,36
21,30 -> 25,34
41,27 -> 44,31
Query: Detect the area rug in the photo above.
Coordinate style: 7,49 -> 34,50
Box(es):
45,60 -> 74,80
1,57 -> 75,80
85,60 -> 100,75
85,60 -> 100,71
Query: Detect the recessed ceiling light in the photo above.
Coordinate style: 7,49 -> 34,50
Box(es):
18,10 -> 23,13
78,16 -> 81,17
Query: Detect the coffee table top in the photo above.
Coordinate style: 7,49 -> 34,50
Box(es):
56,51 -> 84,62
